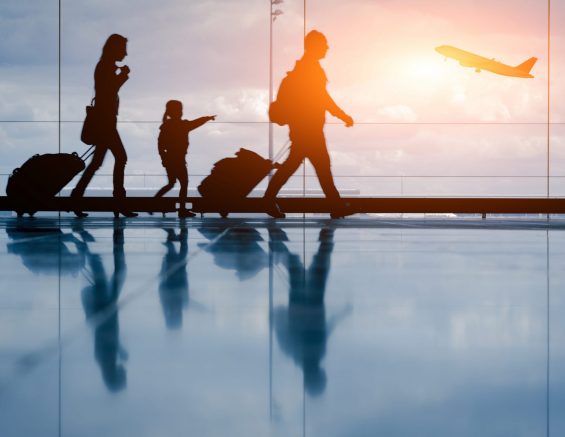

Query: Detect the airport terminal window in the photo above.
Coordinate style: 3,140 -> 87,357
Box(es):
0,0 -> 563,197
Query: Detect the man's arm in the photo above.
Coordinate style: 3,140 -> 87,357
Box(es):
325,92 -> 354,127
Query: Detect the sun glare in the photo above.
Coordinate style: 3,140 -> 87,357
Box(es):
405,56 -> 447,84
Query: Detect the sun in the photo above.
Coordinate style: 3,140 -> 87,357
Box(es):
404,55 -> 448,85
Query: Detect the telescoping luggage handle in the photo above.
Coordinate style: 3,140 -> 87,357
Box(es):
80,145 -> 96,162
272,140 -> 290,164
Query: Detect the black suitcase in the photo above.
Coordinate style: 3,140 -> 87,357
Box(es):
6,146 -> 94,217
198,148 -> 275,200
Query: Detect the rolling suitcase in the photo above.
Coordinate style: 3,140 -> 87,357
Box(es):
197,146 -> 288,217
198,148 -> 274,199
6,146 -> 95,217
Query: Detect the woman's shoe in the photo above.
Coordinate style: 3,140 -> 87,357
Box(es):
178,209 -> 196,218
70,189 -> 87,218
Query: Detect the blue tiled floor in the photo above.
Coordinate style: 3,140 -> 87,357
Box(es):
1,217 -> 564,436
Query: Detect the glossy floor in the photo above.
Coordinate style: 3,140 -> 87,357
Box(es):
1,217 -> 564,437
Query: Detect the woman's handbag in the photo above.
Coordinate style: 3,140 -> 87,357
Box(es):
80,99 -> 98,145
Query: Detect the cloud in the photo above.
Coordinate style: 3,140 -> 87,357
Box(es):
0,0 -> 563,196
377,105 -> 419,122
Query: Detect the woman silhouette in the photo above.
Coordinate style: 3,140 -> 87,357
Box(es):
72,34 -> 137,218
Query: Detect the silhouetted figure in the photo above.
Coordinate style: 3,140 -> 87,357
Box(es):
71,34 -> 137,218
265,31 -> 354,219
272,227 -> 350,396
81,226 -> 128,392
198,225 -> 269,280
154,100 -> 216,218
159,226 -> 189,330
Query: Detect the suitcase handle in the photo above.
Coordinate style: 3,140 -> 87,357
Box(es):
80,145 -> 96,161
273,140 -> 290,163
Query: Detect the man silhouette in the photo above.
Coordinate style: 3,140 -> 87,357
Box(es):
265,30 -> 354,219
271,226 -> 351,396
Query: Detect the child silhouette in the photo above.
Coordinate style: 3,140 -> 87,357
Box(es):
154,100 -> 215,218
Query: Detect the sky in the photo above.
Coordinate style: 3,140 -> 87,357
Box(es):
0,0 -> 564,197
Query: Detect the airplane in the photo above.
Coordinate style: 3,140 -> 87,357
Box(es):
435,45 -> 537,78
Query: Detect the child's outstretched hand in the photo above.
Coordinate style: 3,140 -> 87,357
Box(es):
208,115 -> 217,121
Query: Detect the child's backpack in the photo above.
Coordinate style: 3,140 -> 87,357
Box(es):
269,70 -> 299,126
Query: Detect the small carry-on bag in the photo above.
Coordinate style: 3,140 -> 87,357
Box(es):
197,146 -> 289,217
6,146 -> 95,216
198,148 -> 275,200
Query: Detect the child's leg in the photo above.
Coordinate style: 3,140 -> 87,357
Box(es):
155,167 -> 175,197
176,163 -> 195,217
177,164 -> 188,211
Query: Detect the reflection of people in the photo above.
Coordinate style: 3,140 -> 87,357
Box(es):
159,226 -> 189,330
265,30 -> 354,219
198,225 -> 269,281
72,34 -> 137,218
272,227 -> 350,396
6,221 -> 89,276
155,100 -> 216,218
81,225 -> 128,392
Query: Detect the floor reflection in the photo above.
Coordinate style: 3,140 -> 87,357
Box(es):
2,218 -> 564,437
198,225 -> 268,280
6,220 -> 88,277
80,225 -> 128,392
270,226 -> 351,397
158,226 -> 189,330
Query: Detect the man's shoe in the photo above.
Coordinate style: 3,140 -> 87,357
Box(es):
330,202 -> 353,219
265,199 -> 285,219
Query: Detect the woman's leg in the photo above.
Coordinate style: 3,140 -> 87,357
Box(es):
72,146 -> 107,197
107,128 -> 137,216
107,130 -> 127,199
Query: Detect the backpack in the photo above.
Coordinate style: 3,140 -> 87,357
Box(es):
269,70 -> 298,126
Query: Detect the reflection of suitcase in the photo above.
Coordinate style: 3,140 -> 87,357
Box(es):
198,148 -> 275,200
6,146 -> 94,217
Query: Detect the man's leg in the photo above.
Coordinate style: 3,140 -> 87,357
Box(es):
264,147 -> 304,218
308,143 -> 351,218
308,145 -> 340,202
265,147 -> 304,199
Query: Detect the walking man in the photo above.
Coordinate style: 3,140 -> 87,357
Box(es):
265,30 -> 354,219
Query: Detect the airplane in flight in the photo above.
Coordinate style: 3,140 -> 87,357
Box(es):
435,45 -> 537,78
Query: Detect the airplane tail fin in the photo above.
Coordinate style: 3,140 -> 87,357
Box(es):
516,57 -> 537,73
